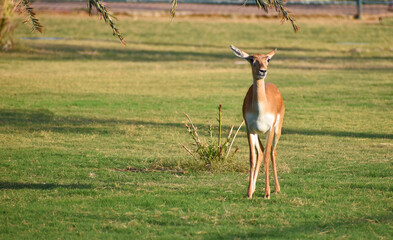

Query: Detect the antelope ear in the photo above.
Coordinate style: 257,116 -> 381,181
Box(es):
230,45 -> 251,60
266,48 -> 277,61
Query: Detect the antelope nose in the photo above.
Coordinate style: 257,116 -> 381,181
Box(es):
260,70 -> 266,73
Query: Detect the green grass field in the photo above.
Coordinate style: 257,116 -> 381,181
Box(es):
1,14 -> 393,239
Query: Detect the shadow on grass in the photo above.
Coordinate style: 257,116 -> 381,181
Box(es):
0,108 -> 54,123
0,108 -> 183,135
124,41 -> 322,53
19,42 -> 231,62
216,212 -> 392,239
1,108 -> 392,139
283,128 -> 393,140
0,182 -> 92,190
9,41 -> 393,71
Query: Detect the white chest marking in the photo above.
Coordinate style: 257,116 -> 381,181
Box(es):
246,105 -> 276,134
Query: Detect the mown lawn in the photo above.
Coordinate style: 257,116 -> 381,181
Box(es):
1,14 -> 392,239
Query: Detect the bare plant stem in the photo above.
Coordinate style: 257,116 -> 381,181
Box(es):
181,144 -> 198,160
225,120 -> 244,159
227,125 -> 234,141
183,112 -> 201,145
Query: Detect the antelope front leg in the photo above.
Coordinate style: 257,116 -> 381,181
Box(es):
271,149 -> 280,193
263,130 -> 275,199
250,134 -> 264,198
247,132 -> 257,198
271,130 -> 281,193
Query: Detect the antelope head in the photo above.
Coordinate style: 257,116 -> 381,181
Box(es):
230,45 -> 276,80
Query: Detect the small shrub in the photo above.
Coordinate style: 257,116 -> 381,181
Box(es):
182,104 -> 244,172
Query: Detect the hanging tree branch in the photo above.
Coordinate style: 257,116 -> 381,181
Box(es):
14,0 -> 296,47
20,0 -> 43,33
88,0 -> 126,45
252,0 -> 299,31
255,0 -> 269,12
170,0 -> 299,32
272,0 -> 299,32
15,0 -> 125,44
170,0 -> 177,19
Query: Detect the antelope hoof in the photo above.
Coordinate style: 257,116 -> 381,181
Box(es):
264,194 -> 270,199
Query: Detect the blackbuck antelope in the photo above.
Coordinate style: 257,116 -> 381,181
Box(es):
230,45 -> 285,199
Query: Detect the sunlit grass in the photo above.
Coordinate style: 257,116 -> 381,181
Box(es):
0,14 -> 392,239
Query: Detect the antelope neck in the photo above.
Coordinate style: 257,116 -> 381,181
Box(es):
252,77 -> 267,109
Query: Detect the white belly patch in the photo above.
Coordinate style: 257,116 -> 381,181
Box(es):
246,112 -> 275,134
